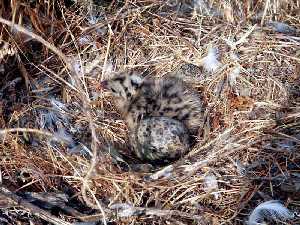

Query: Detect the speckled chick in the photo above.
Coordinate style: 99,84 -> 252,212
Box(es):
101,71 -> 204,132
101,71 -> 204,162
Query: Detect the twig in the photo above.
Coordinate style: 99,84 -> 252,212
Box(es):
0,186 -> 72,225
0,16 -> 108,224
0,17 -> 70,68
260,0 -> 270,26
109,203 -> 208,222
0,128 -> 53,137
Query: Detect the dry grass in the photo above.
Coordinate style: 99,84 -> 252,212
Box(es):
0,0 -> 300,224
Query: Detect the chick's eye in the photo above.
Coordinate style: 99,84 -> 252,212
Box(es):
111,87 -> 117,93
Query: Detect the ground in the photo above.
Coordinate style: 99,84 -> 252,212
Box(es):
0,0 -> 299,224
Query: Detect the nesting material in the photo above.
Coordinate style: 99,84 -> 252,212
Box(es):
0,1 -> 299,224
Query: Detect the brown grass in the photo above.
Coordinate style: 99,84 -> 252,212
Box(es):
0,0 -> 300,224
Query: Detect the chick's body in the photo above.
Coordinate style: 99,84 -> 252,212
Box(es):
127,77 -> 203,134
133,117 -> 190,162
101,72 -> 204,162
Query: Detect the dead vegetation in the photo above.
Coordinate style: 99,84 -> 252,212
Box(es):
0,0 -> 300,224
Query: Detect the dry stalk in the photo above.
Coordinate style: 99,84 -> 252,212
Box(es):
0,15 -> 108,224
0,186 -> 72,225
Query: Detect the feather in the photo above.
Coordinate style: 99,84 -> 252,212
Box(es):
78,35 -> 93,45
267,21 -> 296,35
193,0 -> 220,16
109,203 -> 139,217
53,128 -> 74,144
203,174 -> 219,199
148,165 -> 173,180
248,200 -> 294,225
51,99 -> 67,112
228,66 -> 241,87
202,47 -> 221,72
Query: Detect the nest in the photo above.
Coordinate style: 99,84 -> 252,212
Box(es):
0,0 -> 300,224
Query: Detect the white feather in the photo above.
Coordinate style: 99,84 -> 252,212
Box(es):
109,203 -> 136,217
52,128 -> 74,144
194,0 -> 206,9
248,200 -> 294,225
87,15 -> 107,35
51,99 -> 67,112
149,165 -> 173,180
73,60 -> 84,75
88,15 -> 98,25
230,52 -> 240,62
202,47 -> 221,72
67,142 -> 90,155
193,0 -> 220,16
78,35 -> 93,45
203,174 -> 219,199
228,66 -> 241,87
102,61 -> 114,76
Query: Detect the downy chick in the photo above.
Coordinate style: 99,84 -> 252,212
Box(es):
101,71 -> 204,133
101,71 -> 204,162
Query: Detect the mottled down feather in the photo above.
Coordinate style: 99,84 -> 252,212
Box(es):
101,72 -> 204,162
